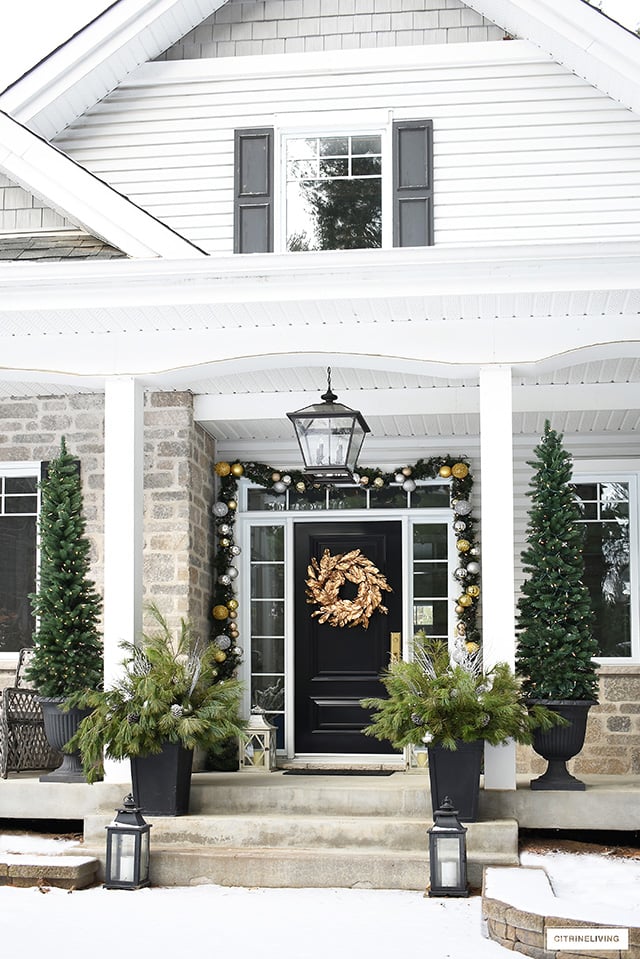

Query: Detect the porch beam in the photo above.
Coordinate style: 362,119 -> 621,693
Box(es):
479,366 -> 517,791
194,382 -> 640,423
103,377 -> 144,782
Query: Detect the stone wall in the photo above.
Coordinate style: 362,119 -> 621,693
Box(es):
158,0 -> 505,60
0,390 -> 216,669
517,665 -> 640,778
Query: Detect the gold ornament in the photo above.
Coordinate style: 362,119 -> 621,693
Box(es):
466,641 -> 480,654
402,466 -> 412,476
227,598 -> 239,611
458,593 -> 473,607
212,605 -> 229,620
219,537 -> 231,548
439,465 -> 452,478
213,650 -> 227,663
227,610 -> 237,620
305,548 -> 392,630
466,585 -> 480,597
214,461 -> 231,477
272,472 -> 281,482
456,539 -> 471,552
227,500 -> 237,510
360,476 -> 369,485
452,462 -> 469,479
373,477 -> 385,488
296,482 -> 306,493
455,605 -> 464,615
230,463 -> 244,477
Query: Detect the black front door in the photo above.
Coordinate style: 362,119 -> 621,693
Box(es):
294,521 -> 402,754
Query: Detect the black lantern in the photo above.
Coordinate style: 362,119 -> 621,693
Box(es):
104,794 -> 151,890
287,367 -> 370,483
427,797 -> 469,897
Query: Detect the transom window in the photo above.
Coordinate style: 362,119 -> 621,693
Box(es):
285,134 -> 383,252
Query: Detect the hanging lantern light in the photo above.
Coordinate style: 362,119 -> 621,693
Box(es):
104,794 -> 151,890
287,367 -> 370,483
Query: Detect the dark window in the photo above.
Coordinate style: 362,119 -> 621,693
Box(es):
0,473 -> 38,653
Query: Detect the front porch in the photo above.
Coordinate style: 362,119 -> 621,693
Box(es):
2,769 -> 639,889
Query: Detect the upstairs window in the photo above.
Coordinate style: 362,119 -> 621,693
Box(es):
285,135 -> 382,251
234,120 -> 433,254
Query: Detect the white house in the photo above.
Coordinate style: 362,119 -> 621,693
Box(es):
1,0 -> 639,786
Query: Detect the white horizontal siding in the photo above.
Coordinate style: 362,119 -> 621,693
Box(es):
53,44 -> 640,253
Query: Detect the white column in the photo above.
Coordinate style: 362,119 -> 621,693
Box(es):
103,377 -> 144,782
479,366 -> 516,790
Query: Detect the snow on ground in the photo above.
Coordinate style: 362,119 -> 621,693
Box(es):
0,834 -> 638,959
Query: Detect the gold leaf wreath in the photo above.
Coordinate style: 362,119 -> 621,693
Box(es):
305,548 -> 392,630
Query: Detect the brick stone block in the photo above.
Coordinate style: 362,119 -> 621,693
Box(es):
607,715 -> 632,732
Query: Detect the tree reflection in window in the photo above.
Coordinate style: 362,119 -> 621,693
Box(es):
286,135 -> 382,251
574,481 -> 630,657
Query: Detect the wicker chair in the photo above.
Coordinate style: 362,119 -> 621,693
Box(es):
0,649 -> 61,778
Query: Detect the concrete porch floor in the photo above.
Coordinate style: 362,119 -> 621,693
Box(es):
2,769 -> 639,832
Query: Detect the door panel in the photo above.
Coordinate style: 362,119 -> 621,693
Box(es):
294,521 -> 402,754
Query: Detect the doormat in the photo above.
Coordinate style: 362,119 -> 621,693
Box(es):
282,769 -> 396,777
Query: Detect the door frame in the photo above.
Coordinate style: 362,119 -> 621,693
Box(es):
237,506 -> 456,762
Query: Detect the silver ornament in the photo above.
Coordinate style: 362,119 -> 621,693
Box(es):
454,567 -> 468,580
227,566 -> 239,580
213,502 -> 229,517
232,646 -> 243,656
230,545 -> 241,556
466,561 -> 480,575
402,478 -> 417,492
453,520 -> 467,533
470,547 -> 479,557
216,635 -> 232,651
282,474 -> 292,486
454,500 -> 472,515
273,481 -> 286,493
218,523 -> 231,535
218,574 -> 231,586
394,473 -> 404,484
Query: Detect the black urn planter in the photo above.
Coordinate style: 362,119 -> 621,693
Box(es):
130,742 -> 194,816
39,699 -> 91,783
427,739 -> 483,822
529,700 -> 594,791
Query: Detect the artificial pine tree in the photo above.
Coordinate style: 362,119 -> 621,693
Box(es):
516,421 -> 599,702
27,438 -> 103,698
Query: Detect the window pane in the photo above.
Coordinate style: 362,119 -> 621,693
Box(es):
251,600 -> 284,636
0,515 -> 36,652
250,564 -> 285,597
319,157 -> 348,178
251,675 -> 285,712
413,600 -> 448,637
411,485 -> 451,509
414,524 -> 448,560
5,496 -> 37,515
247,489 -> 286,511
369,486 -> 408,509
319,136 -> 348,157
352,156 -> 381,176
352,135 -> 381,155
251,638 -> 284,674
414,566 -> 449,597
288,487 -> 327,511
250,526 -> 284,562
328,486 -> 368,509
5,477 -> 37,494
287,138 -> 317,160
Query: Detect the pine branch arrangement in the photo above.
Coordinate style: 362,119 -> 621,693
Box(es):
516,421 -> 599,701
66,604 -> 245,783
27,437 -> 103,698
362,637 -> 560,751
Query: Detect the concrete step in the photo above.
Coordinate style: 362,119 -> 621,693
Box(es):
0,854 -> 98,889
123,844 -> 518,890
84,811 -> 516,854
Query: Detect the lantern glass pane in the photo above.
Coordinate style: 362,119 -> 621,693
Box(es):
435,836 -> 461,887
110,832 -> 137,884
140,831 -> 150,883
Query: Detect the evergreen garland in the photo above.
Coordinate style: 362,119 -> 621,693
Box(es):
516,421 -> 599,701
27,438 -> 103,698
210,455 -> 482,663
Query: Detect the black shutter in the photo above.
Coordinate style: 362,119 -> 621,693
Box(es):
234,128 -> 273,253
393,120 -> 433,247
